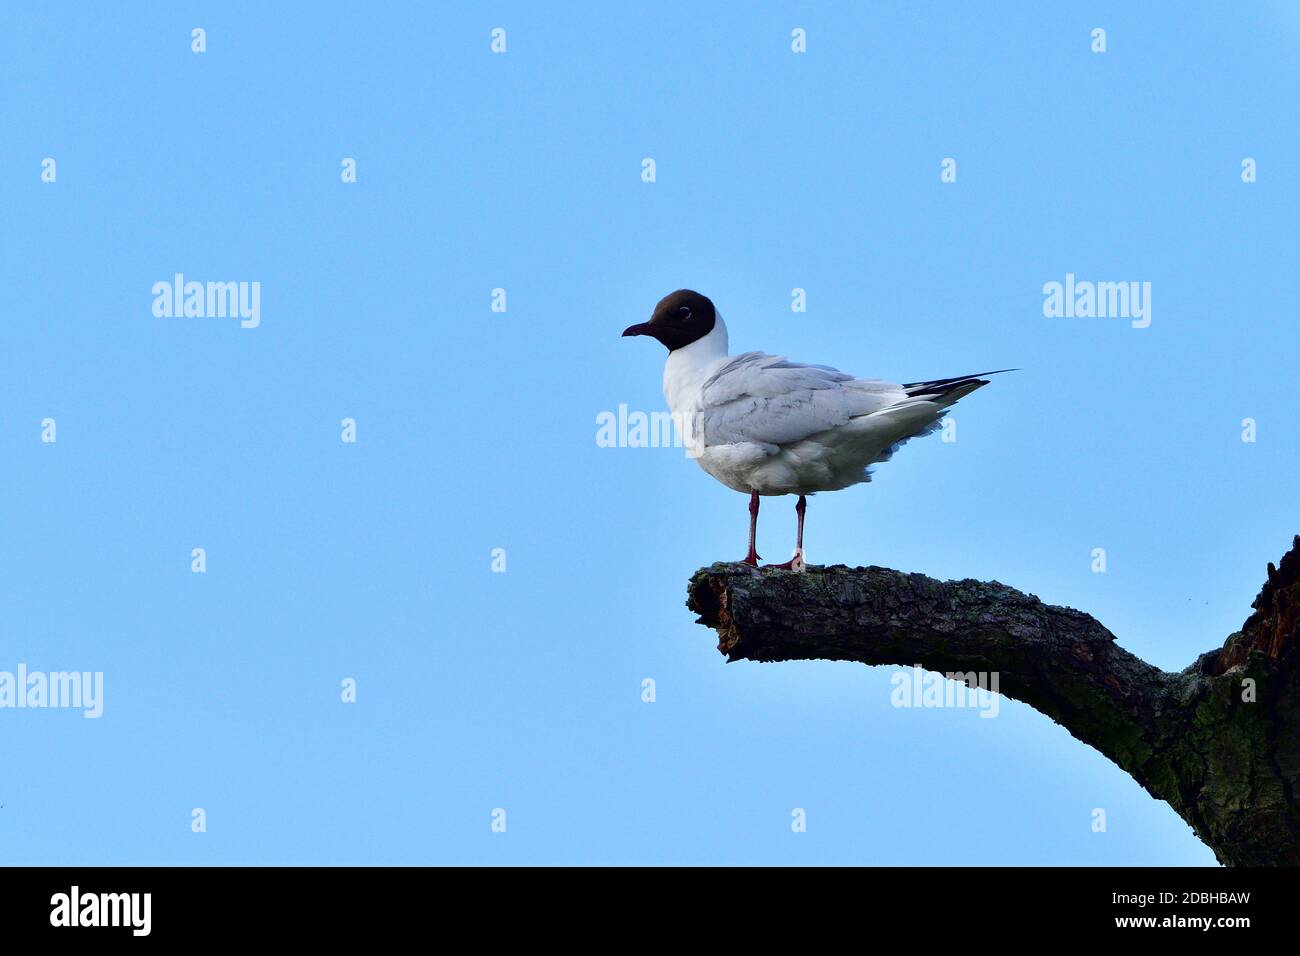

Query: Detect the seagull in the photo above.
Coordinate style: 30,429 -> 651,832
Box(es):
623,289 -> 1011,569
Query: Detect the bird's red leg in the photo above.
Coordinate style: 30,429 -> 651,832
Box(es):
763,495 -> 807,571
741,491 -> 761,566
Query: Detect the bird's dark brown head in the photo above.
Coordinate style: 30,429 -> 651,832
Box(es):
622,289 -> 717,351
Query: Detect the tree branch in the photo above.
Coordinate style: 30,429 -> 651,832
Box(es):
686,537 -> 1300,866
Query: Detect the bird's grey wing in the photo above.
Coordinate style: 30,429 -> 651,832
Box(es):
698,352 -> 905,447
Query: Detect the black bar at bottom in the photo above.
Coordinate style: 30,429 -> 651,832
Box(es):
0,866 -> 1285,940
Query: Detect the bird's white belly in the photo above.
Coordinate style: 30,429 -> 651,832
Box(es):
695,441 -> 844,495
694,443 -> 774,494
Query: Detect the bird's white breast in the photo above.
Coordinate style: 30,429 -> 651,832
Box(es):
660,316 -> 782,492
662,318 -> 729,412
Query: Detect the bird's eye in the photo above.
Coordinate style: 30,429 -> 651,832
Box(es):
678,306 -> 692,322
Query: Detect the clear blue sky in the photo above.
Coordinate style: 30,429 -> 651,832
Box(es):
2,2 -> 1297,865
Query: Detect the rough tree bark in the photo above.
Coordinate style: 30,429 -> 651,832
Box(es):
687,537 -> 1300,866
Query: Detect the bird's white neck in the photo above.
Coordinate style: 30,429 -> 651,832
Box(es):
663,313 -> 729,413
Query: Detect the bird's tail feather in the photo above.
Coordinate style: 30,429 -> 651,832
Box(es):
901,368 -> 1017,401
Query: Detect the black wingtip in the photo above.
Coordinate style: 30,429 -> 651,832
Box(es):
901,368 -> 1020,393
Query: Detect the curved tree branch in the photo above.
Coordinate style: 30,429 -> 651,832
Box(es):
686,537 -> 1300,866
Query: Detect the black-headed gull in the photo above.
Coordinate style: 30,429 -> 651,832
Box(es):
623,289 -> 1010,569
